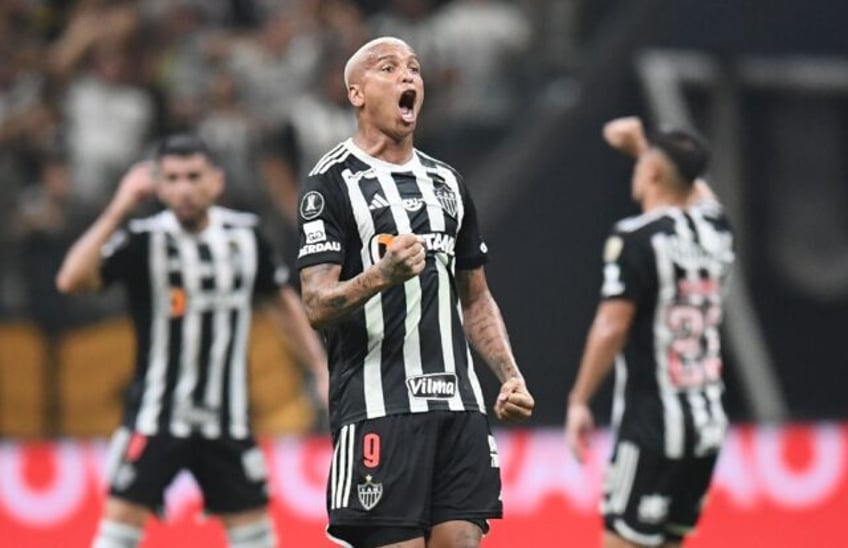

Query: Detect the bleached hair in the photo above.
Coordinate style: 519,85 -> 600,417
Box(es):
343,36 -> 413,89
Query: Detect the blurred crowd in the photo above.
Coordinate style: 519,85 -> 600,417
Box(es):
0,0 -> 582,333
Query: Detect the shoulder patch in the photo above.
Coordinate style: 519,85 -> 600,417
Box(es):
300,191 -> 325,220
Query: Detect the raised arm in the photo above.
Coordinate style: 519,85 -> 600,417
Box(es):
299,234 -> 425,329
603,116 -> 650,158
565,299 -> 636,462
457,267 -> 534,421
55,162 -> 155,294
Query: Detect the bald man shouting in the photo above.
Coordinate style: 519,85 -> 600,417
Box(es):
295,37 -> 534,548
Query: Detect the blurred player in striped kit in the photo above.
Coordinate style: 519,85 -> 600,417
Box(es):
57,134 -> 327,548
566,117 -> 734,547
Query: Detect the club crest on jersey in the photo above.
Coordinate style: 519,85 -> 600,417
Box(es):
357,475 -> 383,511
434,187 -> 458,218
300,191 -> 325,220
406,372 -> 458,399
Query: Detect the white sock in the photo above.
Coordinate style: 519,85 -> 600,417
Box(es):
91,519 -> 143,548
227,517 -> 278,548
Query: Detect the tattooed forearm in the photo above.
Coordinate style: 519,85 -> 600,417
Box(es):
457,267 -> 523,383
301,263 -> 390,328
463,292 -> 521,382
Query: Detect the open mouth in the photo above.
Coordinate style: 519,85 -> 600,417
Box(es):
399,90 -> 416,122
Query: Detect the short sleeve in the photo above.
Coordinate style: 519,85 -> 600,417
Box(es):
296,171 -> 348,270
100,229 -> 146,287
454,182 -> 489,270
253,228 -> 289,296
599,229 -> 654,303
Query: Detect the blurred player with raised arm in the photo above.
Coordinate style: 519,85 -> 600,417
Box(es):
565,117 -> 734,547
296,37 -> 534,548
56,134 -> 327,548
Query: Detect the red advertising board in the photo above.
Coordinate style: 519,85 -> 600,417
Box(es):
1,423 -> 845,547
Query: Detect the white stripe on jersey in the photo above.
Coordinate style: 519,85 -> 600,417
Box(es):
689,207 -> 730,441
342,168 -> 387,419
705,382 -> 728,440
170,234 -> 203,437
687,389 -> 711,455
136,230 -> 171,434
652,233 -> 686,458
412,164 -> 446,232
228,228 -> 257,439
376,169 -> 428,413
310,143 -> 347,176
202,225 -> 236,438
415,165 -> 463,410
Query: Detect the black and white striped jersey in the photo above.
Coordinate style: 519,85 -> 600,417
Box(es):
101,206 -> 288,439
600,198 -> 735,459
296,139 -> 489,432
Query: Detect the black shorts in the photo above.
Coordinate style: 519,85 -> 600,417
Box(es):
326,411 -> 502,546
104,427 -> 269,515
602,439 -> 718,546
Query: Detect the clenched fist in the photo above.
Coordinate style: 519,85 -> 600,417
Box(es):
377,233 -> 426,285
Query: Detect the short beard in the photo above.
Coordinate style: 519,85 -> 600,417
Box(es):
175,211 -> 205,232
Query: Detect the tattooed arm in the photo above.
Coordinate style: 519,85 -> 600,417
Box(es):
457,267 -> 534,421
300,234 -> 425,329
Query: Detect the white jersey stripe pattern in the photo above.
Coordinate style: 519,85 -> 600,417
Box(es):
102,207 -> 284,439
228,227 -> 257,439
202,226 -> 235,438
171,233 -> 203,436
375,169 -> 427,413
652,233 -> 686,458
136,230 -> 170,434
342,168 -> 387,419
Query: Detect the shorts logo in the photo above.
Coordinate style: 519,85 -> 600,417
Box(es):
406,372 -> 457,399
637,494 -> 670,524
357,474 -> 383,511
300,191 -> 325,220
303,220 -> 327,244
241,447 -> 268,482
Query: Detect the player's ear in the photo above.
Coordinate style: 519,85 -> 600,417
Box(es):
211,166 -> 225,198
348,84 -> 364,108
648,154 -> 666,184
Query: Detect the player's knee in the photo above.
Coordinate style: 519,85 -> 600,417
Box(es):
91,519 -> 143,548
226,517 -> 277,548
